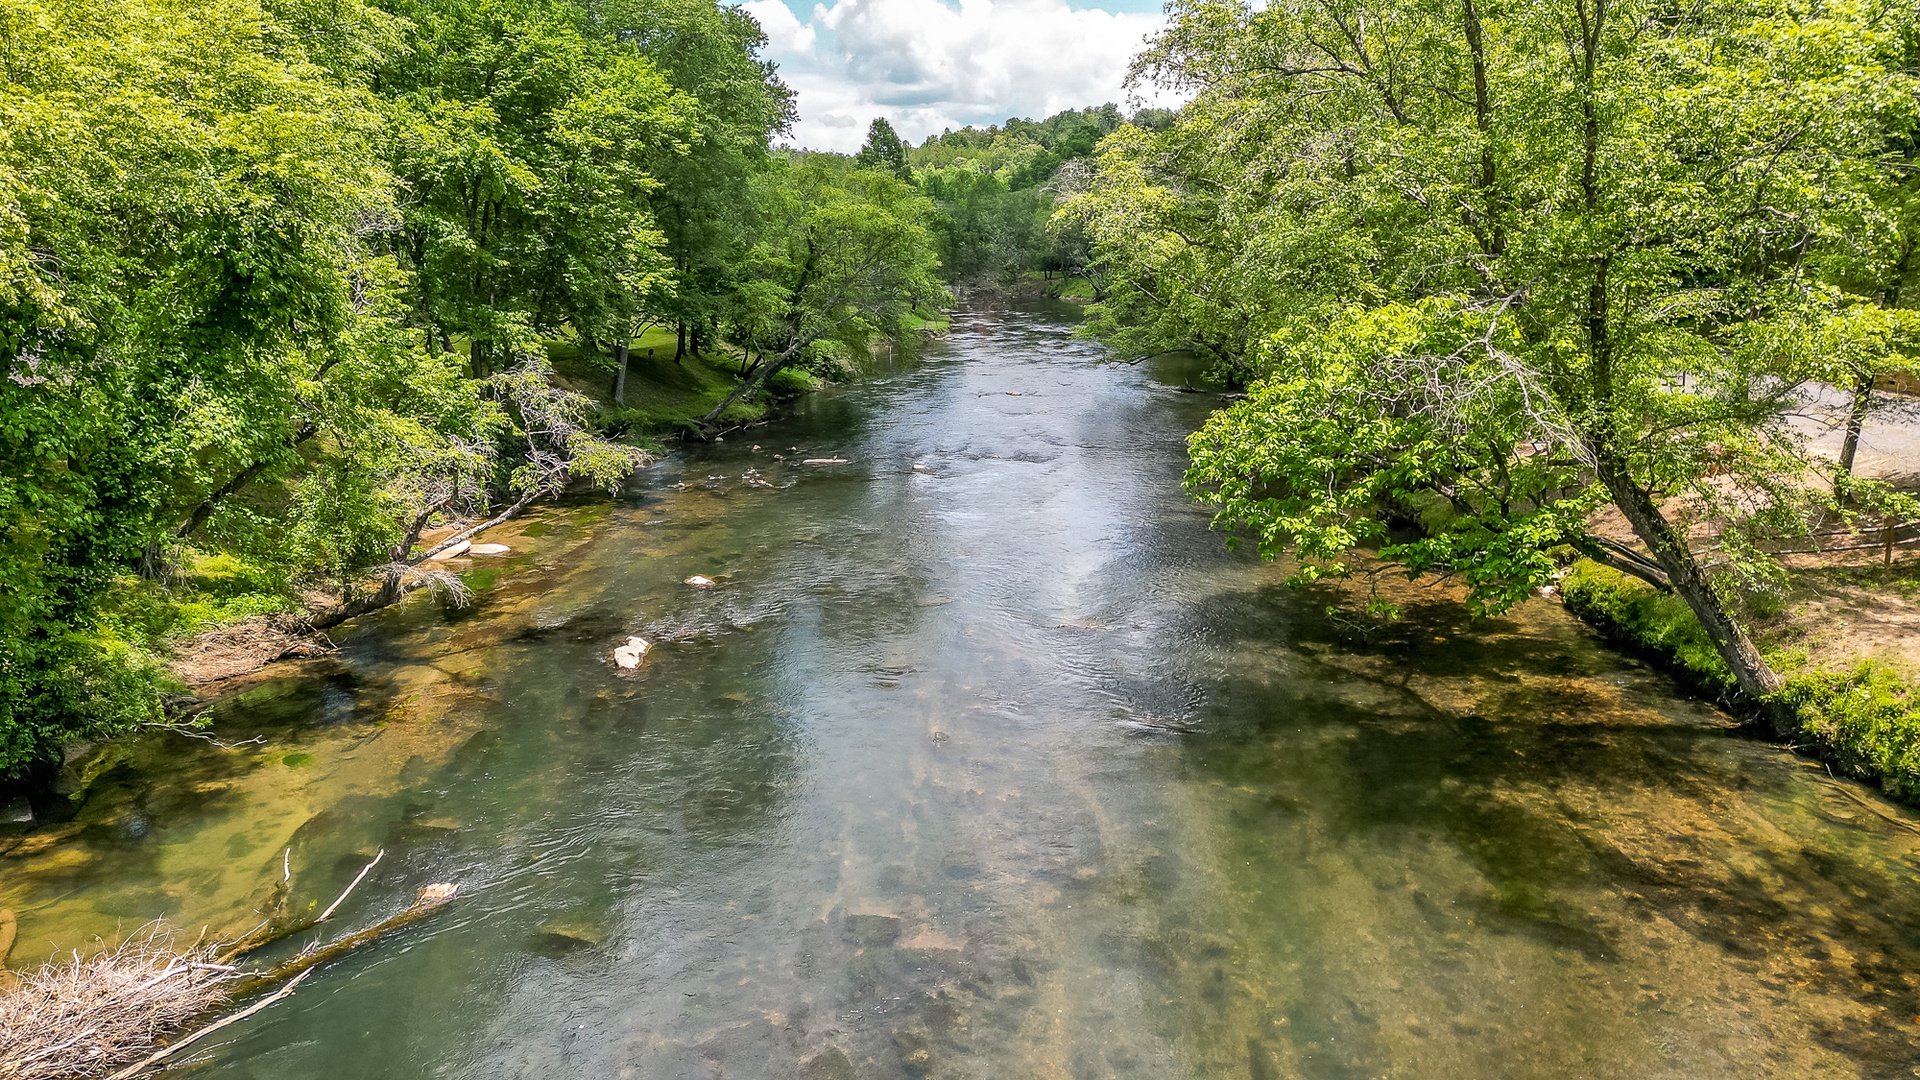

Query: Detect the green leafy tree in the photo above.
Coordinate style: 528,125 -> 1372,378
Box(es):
700,159 -> 946,428
854,117 -> 913,180
1070,0 -> 1920,718
0,0 -> 396,774
596,0 -> 796,361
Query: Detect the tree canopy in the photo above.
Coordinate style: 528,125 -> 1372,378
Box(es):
1066,0 -> 1920,715
0,0 -> 942,778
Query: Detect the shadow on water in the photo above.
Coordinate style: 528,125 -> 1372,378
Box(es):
6,301 -> 1920,1079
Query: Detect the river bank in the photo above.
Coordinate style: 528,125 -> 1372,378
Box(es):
3,326 -> 958,823
6,302 -> 1920,1077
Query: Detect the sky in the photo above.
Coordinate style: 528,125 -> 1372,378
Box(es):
740,0 -> 1170,152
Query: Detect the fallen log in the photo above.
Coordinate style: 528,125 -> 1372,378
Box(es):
0,854 -> 458,1080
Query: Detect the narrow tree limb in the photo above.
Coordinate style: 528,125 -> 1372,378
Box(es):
1571,534 -> 1673,592
316,849 -> 383,924
411,491 -> 539,565
103,968 -> 314,1080
215,849 -> 381,964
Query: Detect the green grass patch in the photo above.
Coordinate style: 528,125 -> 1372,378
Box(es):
1773,664 -> 1920,801
769,367 -> 823,396
1052,276 -> 1098,300
900,309 -> 952,333
545,334 -> 746,441
100,552 -> 299,645
1562,559 -> 1920,802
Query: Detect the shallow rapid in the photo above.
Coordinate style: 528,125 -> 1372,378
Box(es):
6,301 -> 1920,1078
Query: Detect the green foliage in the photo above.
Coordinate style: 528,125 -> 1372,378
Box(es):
768,367 -> 823,396
854,117 -> 912,180
0,0 -> 826,777
1775,665 -> 1920,802
1075,0 -> 1920,702
1560,562 -> 1738,698
1567,560 -> 1920,802
905,105 -> 1153,284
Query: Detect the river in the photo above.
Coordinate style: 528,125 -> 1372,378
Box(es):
5,301 -> 1920,1078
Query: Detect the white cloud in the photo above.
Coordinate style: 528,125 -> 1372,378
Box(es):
741,0 -> 1167,152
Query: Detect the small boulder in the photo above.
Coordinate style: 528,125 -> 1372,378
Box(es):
685,575 -> 716,588
801,457 -> 849,465
429,539 -> 471,560
803,1049 -> 855,1080
612,636 -> 651,669
469,543 -> 510,556
842,912 -> 902,947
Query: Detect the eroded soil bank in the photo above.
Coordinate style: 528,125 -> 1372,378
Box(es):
5,302 -> 1920,1078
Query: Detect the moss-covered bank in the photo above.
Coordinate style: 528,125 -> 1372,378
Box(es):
1561,560 -> 1920,802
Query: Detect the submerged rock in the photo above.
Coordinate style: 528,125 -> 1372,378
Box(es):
800,457 -> 849,465
528,917 -> 603,956
842,912 -> 902,947
2,796 -> 31,825
685,575 -> 717,588
802,1048 -> 855,1080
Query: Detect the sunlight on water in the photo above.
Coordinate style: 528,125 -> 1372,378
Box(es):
5,302 -> 1920,1078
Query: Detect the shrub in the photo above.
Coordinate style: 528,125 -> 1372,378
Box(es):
768,367 -> 823,396
1774,664 -> 1920,801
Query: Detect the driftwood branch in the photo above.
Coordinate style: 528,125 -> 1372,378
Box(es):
2,860 -> 459,1080
101,969 -> 314,1080
237,885 -> 460,996
316,850 -> 383,924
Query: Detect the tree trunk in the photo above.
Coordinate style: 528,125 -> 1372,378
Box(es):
612,339 -> 629,405
700,340 -> 804,432
306,491 -> 537,630
1836,368 -> 1873,492
675,321 -> 687,364
1592,447 -> 1787,724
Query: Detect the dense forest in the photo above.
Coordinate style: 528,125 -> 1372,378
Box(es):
0,0 -> 953,779
9,0 -> 1920,802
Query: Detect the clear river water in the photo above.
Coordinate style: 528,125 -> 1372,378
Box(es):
6,301 -> 1920,1078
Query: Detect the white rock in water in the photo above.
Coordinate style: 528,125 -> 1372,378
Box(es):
800,457 -> 849,465
469,543 -> 510,555
685,574 -> 716,588
612,636 -> 651,669
912,463 -> 929,472
430,539 -> 471,560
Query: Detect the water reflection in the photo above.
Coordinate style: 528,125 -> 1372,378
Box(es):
4,301 -> 1920,1078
